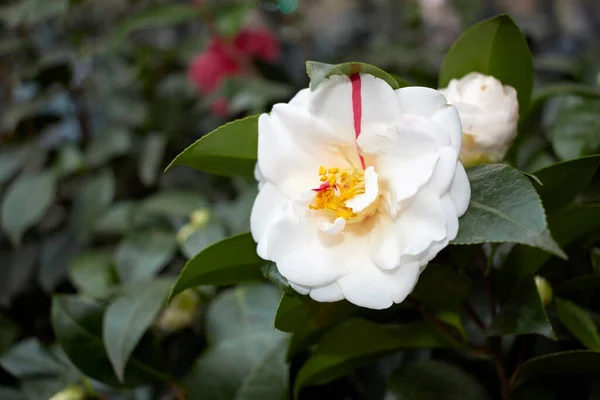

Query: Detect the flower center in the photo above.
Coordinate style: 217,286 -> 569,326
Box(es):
309,166 -> 377,223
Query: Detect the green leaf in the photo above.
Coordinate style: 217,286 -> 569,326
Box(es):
274,294 -> 310,333
487,278 -> 555,339
389,73 -> 412,88
555,298 -> 600,351
205,283 -> 282,345
412,264 -> 471,312
0,339 -> 64,377
439,14 -> 533,115
526,83 -> 600,122
169,233 -> 264,300
0,315 -> 18,356
1,171 -> 56,245
51,295 -> 168,387
85,128 -> 132,168
306,61 -> 399,91
111,4 -> 201,46
261,263 -> 293,294
221,77 -> 294,115
70,169 -> 116,234
278,0 -> 298,14
139,191 -> 207,220
0,387 -> 25,400
179,220 -> 227,260
518,350 -> 600,381
184,284 -> 286,400
555,275 -> 600,294
0,145 -> 29,186
68,251 -> 116,299
386,360 -> 486,400
501,204 -> 600,289
104,278 -> 175,382
168,115 -> 258,177
452,164 -> 565,258
39,230 -> 82,292
294,319 -> 453,397
138,133 -> 166,187
547,97 -> 600,160
234,337 -> 289,400
115,231 -> 176,284
93,201 -> 137,235
532,155 -> 600,212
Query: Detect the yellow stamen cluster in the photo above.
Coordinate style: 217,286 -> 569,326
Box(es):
309,166 -> 365,220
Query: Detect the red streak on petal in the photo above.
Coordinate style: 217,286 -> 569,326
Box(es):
312,182 -> 331,192
351,74 -> 366,170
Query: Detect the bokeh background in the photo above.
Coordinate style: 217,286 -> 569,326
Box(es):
1,0 -> 600,399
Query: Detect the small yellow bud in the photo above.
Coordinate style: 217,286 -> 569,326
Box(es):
190,209 -> 210,227
153,289 -> 201,332
534,275 -> 553,306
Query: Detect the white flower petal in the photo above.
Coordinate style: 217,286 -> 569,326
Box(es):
309,282 -> 345,302
359,74 -> 403,128
370,215 -> 402,270
345,166 -> 379,212
337,263 -> 393,309
396,86 -> 448,118
309,75 -> 355,142
431,104 -> 462,152
441,194 -> 459,240
250,182 -> 290,259
265,216 -> 362,286
385,262 -> 421,304
289,88 -> 311,108
425,146 -> 459,196
449,162 -> 470,217
318,217 -> 346,234
289,281 -> 310,295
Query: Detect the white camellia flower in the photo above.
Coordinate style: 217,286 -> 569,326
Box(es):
439,72 -> 519,166
251,74 -> 471,309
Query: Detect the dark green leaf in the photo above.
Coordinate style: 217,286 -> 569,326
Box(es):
556,275 -> 600,294
139,191 -> 207,219
1,172 -> 55,245
0,386 -> 25,400
501,204 -> 600,289
51,295 -> 168,387
205,283 -> 282,345
294,319 -> 453,396
234,337 -> 289,400
274,294 -> 310,333
115,231 -> 176,284
70,169 -> 116,234
0,315 -> 18,356
169,233 -> 264,300
0,145 -> 29,186
104,278 -> 175,382
487,278 -> 555,339
221,77 -> 293,115
138,133 -> 166,187
167,115 -> 259,177
306,61 -> 399,91
0,244 -> 38,308
68,250 -> 116,299
519,350 -> 600,381
20,377 -> 70,400
85,128 -> 132,167
526,83 -> 600,124
39,230 -> 82,292
386,360 -> 486,400
452,164 -> 565,258
555,298 -> 600,351
390,73 -> 412,88
0,339 -> 64,377
439,14 -> 533,115
412,264 -> 471,312
261,263 -> 292,294
111,4 -> 201,46
532,155 -> 600,212
547,97 -> 600,160
278,0 -> 298,14
93,201 -> 137,235
0,0 -> 68,28
179,220 -> 226,260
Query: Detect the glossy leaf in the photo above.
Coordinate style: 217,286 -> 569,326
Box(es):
439,14 -> 533,114
294,319 -> 453,397
261,263 -> 293,294
555,298 -> 600,351
115,231 -> 176,284
51,295 -> 168,387
306,61 -> 399,91
519,350 -> 600,381
234,337 -> 289,400
138,132 -> 166,187
70,169 -> 116,234
487,278 -> 555,339
452,164 -> 565,258
532,155 -> 600,212
104,278 -> 175,382
1,172 -> 56,245
205,283 -> 281,345
167,115 -> 259,177
274,294 -> 310,333
68,250 -> 116,299
386,360 -> 486,400
0,339 -> 64,377
556,275 -> 600,294
412,264 -> 471,312
501,204 -> 600,289
169,233 -> 264,300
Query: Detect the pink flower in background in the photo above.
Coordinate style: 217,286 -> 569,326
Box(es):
234,28 -> 281,63
211,98 -> 230,118
188,40 -> 241,94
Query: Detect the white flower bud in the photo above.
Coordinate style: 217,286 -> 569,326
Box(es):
439,72 -> 519,166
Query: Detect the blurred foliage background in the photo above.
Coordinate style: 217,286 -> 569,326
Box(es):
1,0 -> 600,399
